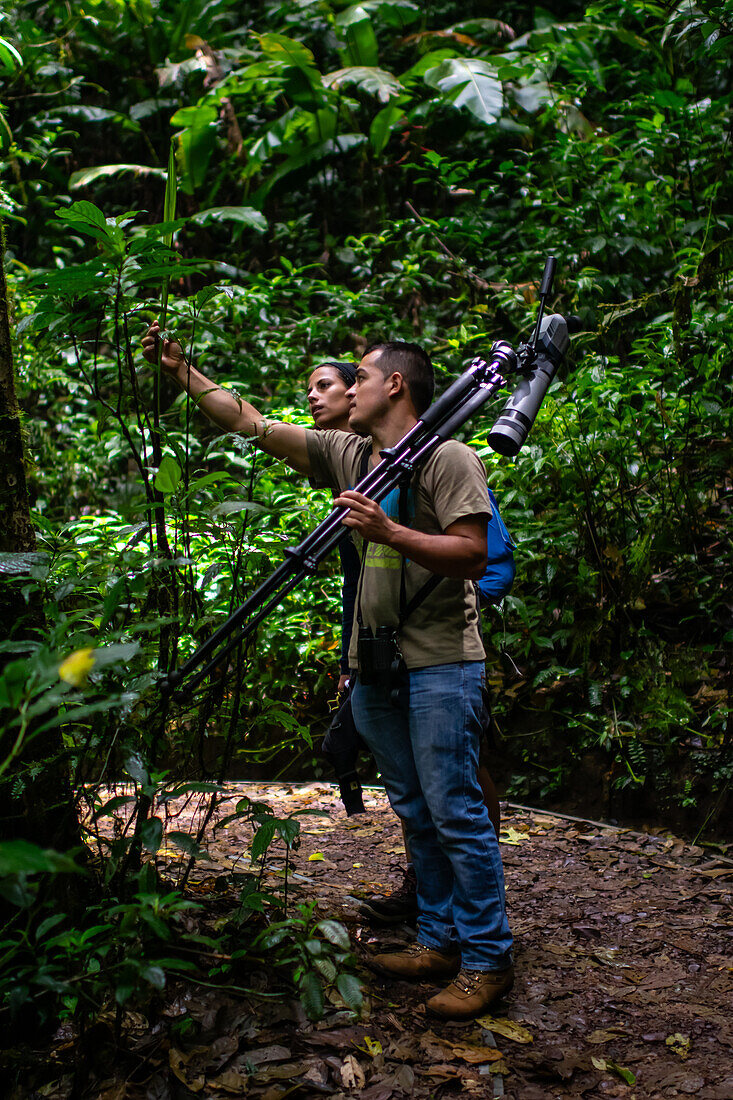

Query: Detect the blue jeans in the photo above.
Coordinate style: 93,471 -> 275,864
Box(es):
351,661 -> 513,971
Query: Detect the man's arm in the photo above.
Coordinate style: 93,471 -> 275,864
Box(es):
333,490 -> 488,579
141,321 -> 311,474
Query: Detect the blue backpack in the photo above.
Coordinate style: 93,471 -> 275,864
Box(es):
476,488 -> 516,605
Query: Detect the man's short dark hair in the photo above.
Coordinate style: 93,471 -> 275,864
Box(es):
365,341 -> 435,415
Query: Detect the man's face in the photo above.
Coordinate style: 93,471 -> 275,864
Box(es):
346,350 -> 392,433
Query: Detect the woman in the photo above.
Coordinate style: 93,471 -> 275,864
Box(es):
306,361 -> 502,925
306,361 -> 360,692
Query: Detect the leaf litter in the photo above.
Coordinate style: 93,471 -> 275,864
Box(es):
11,781 -> 733,1099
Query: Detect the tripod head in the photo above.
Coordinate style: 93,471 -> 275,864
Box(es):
487,257 -> 577,457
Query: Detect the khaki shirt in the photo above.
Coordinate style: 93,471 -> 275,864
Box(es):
305,429 -> 490,671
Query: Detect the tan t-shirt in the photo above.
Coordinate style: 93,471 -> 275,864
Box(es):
305,428 -> 490,671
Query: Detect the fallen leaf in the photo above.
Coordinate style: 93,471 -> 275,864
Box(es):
308,852 -> 325,862
168,1048 -> 206,1092
207,1069 -> 250,1093
253,1062 -> 305,1083
420,1031 -> 503,1065
607,1059 -> 636,1085
357,1036 -> 383,1057
241,1044 -> 291,1066
340,1053 -> 366,1089
499,826 -> 530,846
420,1063 -> 463,1080
393,1064 -> 415,1090
477,1016 -> 533,1043
591,1057 -> 635,1085
96,1086 -> 127,1100
587,1028 -> 627,1044
666,1032 -> 691,1060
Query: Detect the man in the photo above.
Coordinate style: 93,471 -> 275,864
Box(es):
142,323 -> 514,1019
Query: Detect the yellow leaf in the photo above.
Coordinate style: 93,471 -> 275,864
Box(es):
308,852 -> 324,862
666,1033 -> 691,1060
499,826 -> 529,846
58,648 -> 95,687
362,1036 -> 382,1057
591,1056 -> 607,1071
476,1016 -> 533,1043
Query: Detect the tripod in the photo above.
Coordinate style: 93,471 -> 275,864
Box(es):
165,260 -> 568,698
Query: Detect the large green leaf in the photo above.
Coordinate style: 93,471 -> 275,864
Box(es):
191,206 -> 268,233
0,841 -> 84,877
154,454 -> 183,494
255,33 -> 317,72
69,163 -> 166,189
316,919 -> 350,949
252,36 -> 324,106
166,831 -> 209,859
140,816 -> 163,854
91,642 -> 141,668
335,1 -> 420,29
176,125 -> 217,195
400,48 -> 457,83
369,100 -> 408,154
55,200 -> 109,237
170,105 -> 218,129
424,57 -> 503,125
299,970 -> 325,1020
171,105 -> 218,195
337,9 -> 379,67
162,141 -> 177,247
336,973 -> 364,1012
252,133 -> 367,203
323,66 -> 404,103
0,37 -> 22,74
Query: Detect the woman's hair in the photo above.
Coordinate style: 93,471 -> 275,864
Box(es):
315,361 -> 357,387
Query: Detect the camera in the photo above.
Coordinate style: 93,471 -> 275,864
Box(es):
357,625 -> 403,688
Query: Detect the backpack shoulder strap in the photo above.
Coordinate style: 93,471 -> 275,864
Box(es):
358,443 -> 371,483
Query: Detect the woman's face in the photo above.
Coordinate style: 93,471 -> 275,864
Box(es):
306,365 -> 352,431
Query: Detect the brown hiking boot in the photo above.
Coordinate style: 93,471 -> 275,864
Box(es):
369,942 -> 460,981
426,965 -> 515,1020
359,865 -> 418,925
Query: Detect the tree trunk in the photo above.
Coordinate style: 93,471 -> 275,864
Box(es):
0,223 -> 80,849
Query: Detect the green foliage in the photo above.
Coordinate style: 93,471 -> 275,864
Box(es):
254,905 -> 363,1020
1,0 -> 732,1051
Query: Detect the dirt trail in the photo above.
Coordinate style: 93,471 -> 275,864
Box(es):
24,782 -> 732,1099
153,781 -> 733,1100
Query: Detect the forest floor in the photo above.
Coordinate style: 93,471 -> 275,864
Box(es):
16,782 -> 733,1100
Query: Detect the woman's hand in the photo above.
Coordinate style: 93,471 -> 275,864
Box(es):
142,320 -> 187,377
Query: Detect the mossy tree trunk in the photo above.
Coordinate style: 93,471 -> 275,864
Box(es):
0,226 -> 80,849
